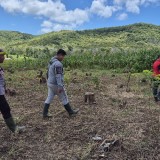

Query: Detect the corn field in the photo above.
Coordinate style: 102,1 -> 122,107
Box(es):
64,48 -> 160,72
2,48 -> 160,72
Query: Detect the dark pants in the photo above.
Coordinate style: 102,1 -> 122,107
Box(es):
0,95 -> 12,119
152,79 -> 160,101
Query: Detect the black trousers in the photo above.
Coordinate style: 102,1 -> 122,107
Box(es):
0,95 -> 12,119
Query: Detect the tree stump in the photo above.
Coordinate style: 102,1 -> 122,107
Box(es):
40,77 -> 46,84
37,70 -> 43,78
84,92 -> 96,104
37,70 -> 46,84
5,89 -> 16,96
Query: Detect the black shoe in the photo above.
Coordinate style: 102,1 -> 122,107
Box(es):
64,103 -> 79,116
43,103 -> 52,118
154,96 -> 158,102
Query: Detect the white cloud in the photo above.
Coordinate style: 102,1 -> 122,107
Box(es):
53,8 -> 89,25
41,20 -> 53,28
0,0 -> 160,33
0,0 -> 22,12
113,0 -> 141,14
41,20 -> 77,33
114,0 -> 160,14
0,0 -> 89,33
126,0 -> 141,14
90,0 -> 119,18
113,0 -> 125,5
0,0 -> 66,16
1,0 -> 89,23
117,13 -> 128,20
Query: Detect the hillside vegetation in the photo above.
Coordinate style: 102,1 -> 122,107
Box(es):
1,23 -> 160,72
0,23 -> 160,50
0,31 -> 34,46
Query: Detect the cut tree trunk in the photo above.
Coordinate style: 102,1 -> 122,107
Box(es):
5,89 -> 16,96
84,92 -> 96,104
40,77 -> 46,84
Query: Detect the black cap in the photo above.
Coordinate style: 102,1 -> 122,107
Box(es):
57,49 -> 66,56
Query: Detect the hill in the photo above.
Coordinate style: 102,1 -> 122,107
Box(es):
0,31 -> 34,46
1,23 -> 160,51
23,23 -> 160,50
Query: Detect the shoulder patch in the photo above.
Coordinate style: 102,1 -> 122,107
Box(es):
55,66 -> 63,74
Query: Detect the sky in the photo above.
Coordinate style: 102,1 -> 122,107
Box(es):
0,0 -> 160,35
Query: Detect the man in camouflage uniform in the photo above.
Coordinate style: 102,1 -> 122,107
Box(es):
0,49 -> 25,133
43,49 -> 79,118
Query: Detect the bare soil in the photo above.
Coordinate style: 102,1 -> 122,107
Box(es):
0,70 -> 159,160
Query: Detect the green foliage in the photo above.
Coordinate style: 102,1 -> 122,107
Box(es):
1,23 -> 160,50
1,23 -> 160,73
143,70 -> 152,76
2,48 -> 159,73
63,48 -> 159,72
0,31 -> 33,47
143,70 -> 153,81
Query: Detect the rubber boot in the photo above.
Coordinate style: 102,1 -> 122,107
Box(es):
154,96 -> 158,102
43,103 -> 52,118
64,103 -> 79,116
4,117 -> 25,133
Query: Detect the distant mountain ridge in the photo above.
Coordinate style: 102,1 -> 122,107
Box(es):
0,23 -> 160,50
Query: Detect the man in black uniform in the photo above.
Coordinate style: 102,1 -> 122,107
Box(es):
0,49 -> 25,133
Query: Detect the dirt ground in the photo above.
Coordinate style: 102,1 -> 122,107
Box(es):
0,69 -> 159,160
